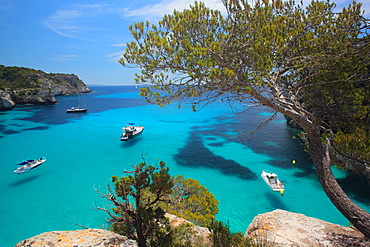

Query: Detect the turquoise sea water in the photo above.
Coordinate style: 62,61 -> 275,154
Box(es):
1,85 -> 369,246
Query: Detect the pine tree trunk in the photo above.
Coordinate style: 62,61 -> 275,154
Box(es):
136,218 -> 147,247
247,84 -> 370,237
135,207 -> 147,247
305,125 -> 370,238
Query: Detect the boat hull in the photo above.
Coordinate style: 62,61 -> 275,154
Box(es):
261,171 -> 284,192
14,158 -> 46,174
120,126 -> 144,141
66,108 -> 88,113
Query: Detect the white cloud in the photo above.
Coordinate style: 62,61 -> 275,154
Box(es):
44,9 -> 83,38
106,50 -> 124,62
111,43 -> 127,47
51,54 -> 78,62
43,3 -> 113,40
121,0 -> 225,20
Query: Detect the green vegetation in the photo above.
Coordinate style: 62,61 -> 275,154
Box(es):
158,175 -> 219,227
301,64 -> 370,166
96,159 -> 218,247
120,0 -> 370,237
0,65 -> 42,90
0,65 -> 81,90
97,159 -> 273,246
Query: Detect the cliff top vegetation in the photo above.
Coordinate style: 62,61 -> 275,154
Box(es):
0,65 -> 79,90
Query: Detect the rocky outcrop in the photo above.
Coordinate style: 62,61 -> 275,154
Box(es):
15,229 -> 137,247
166,213 -> 212,246
0,73 -> 91,110
245,209 -> 370,246
26,73 -> 91,96
16,210 -> 370,246
11,88 -> 58,105
0,89 -> 16,110
15,214 -> 211,247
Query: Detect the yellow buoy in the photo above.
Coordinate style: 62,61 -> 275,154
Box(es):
292,160 -> 296,165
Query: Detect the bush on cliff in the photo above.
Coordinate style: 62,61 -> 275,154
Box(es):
96,158 -> 219,247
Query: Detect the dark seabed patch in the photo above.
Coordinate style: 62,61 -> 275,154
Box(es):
174,131 -> 257,180
205,137 -> 217,141
338,174 -> 370,205
1,124 -> 23,136
207,141 -> 228,147
22,126 -> 50,131
264,191 -> 288,210
2,129 -> 20,135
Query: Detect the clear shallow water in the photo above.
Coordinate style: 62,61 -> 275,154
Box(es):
1,85 -> 369,246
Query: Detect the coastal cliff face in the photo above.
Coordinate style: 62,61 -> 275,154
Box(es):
0,66 -> 91,111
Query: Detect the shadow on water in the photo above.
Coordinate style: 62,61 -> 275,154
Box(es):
264,191 -> 287,210
9,174 -> 41,188
120,137 -> 144,148
338,174 -> 370,205
174,132 -> 257,180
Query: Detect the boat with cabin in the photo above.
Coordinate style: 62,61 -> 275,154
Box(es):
261,171 -> 284,192
14,157 -> 47,174
120,123 -> 144,141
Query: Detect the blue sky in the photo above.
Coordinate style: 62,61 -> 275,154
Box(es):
1,0 -> 369,85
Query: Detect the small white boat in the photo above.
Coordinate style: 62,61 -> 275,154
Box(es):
66,106 -> 88,113
14,158 -> 46,174
261,171 -> 284,192
120,123 -> 144,141
66,92 -> 88,113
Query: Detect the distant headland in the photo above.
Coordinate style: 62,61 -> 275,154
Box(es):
0,65 -> 91,111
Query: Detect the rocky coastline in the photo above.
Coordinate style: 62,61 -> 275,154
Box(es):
0,68 -> 91,111
15,210 -> 370,246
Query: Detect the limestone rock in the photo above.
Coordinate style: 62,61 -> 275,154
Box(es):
14,215 -> 210,247
0,90 -> 16,110
12,88 -> 57,105
166,213 -> 211,246
0,72 -> 91,110
15,229 -> 137,247
245,209 -> 370,247
27,73 -> 91,96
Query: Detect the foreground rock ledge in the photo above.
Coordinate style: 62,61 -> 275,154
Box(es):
16,210 -> 370,246
15,229 -> 137,247
245,209 -> 370,247
15,214 -> 210,247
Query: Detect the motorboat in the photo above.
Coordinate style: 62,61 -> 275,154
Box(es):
14,158 -> 46,174
261,171 -> 284,192
120,124 -> 144,141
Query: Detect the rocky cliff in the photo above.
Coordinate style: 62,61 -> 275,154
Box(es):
0,66 -> 91,111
